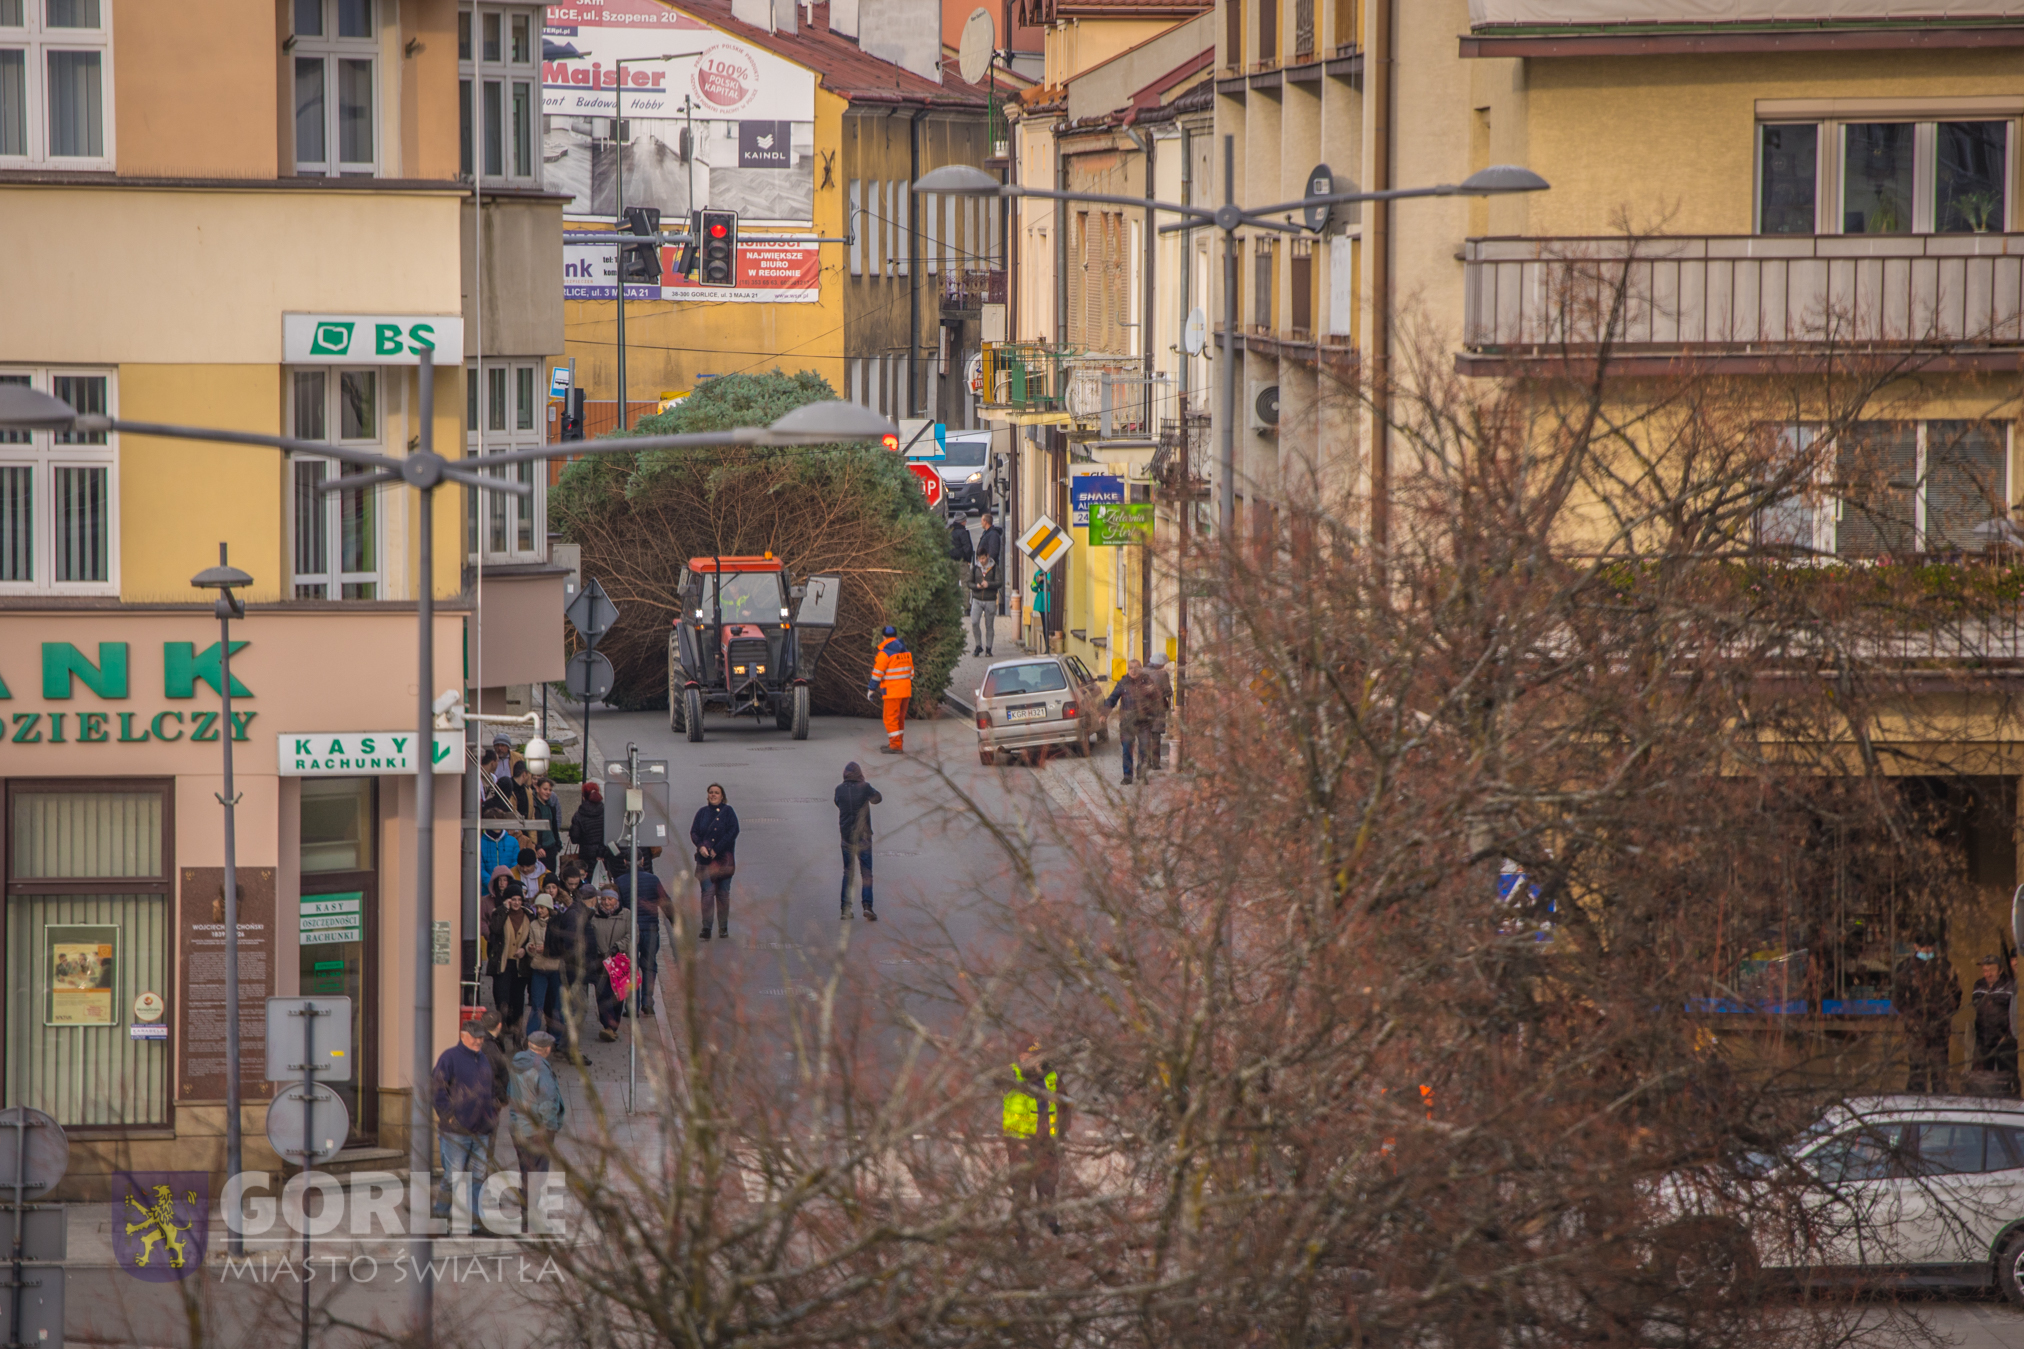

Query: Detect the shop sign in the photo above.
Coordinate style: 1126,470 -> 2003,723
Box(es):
0,641 -> 258,746
300,893 -> 364,947
1089,502 -> 1154,548
277,732 -> 463,776
1070,472 -> 1124,526
281,314 -> 464,366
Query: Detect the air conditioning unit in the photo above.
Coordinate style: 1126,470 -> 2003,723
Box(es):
1248,382 -> 1280,432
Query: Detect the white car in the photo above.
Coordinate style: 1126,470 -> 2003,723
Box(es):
1660,1095 -> 2024,1303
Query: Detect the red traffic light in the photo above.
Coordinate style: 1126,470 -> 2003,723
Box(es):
709,223 -> 727,238
881,433 -> 899,452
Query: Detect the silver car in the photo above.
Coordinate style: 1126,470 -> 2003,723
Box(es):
972,655 -> 1109,765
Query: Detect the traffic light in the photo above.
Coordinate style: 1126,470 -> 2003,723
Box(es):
619,206 -> 662,286
698,209 -> 738,288
880,433 -> 899,452
560,388 -> 586,442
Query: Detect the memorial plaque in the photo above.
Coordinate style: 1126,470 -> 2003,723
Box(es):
177,868 -> 277,1103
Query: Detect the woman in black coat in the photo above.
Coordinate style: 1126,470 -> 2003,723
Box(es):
690,783 -> 741,941
568,780 -> 611,882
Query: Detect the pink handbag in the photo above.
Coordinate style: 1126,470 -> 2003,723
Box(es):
603,951 -> 634,1001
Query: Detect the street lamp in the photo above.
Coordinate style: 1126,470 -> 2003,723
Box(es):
190,545 -> 251,1255
915,148 -> 1550,537
0,365 -> 892,1342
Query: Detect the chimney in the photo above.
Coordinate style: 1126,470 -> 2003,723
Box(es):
731,0 -> 773,29
774,0 -> 797,30
831,0 -> 858,38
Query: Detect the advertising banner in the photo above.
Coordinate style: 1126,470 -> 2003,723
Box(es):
1069,472 -> 1125,527
564,239 -> 820,303
544,0 -> 815,222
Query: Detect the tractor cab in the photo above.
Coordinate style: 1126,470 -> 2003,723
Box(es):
670,554 -> 839,741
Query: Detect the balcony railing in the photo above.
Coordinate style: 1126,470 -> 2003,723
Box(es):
980,342 -> 1069,412
942,269 -> 1007,311
1463,233 -> 2024,356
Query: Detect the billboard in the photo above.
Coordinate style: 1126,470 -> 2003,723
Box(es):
544,0 -> 815,223
564,239 -> 821,303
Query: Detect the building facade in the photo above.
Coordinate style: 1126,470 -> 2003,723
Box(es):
1,0 -> 562,1193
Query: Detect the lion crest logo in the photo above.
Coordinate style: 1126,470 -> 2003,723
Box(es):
111,1172 -> 209,1282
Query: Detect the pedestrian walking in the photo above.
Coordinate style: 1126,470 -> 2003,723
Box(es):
968,551 -> 1001,657
477,1007 -> 515,1104
525,895 -> 563,1039
486,890 -> 534,1035
568,781 -> 611,882
1103,657 -> 1159,784
529,776 -> 563,864
869,625 -> 914,754
1146,651 -> 1174,770
835,761 -> 881,921
975,511 -> 1004,575
691,783 -> 741,942
948,513 -> 974,565
614,848 -> 667,1011
1897,936 -> 1961,1092
509,1030 -> 566,1198
431,1018 -> 500,1222
547,885 -> 600,1058
1001,1041 -> 1069,1239
480,810 -> 520,893
1973,953 -> 2018,1090
589,889 -> 633,1042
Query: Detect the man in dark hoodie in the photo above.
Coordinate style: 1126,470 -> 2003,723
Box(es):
432,1018 -> 501,1222
835,762 -> 882,921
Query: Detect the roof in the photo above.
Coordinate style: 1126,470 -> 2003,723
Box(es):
1018,0 -> 1211,21
668,0 -> 990,108
688,555 -> 788,573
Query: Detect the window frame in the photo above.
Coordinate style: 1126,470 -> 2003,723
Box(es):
287,365 -> 385,599
1756,420 -> 2014,558
292,0 -> 379,178
1755,115 -> 2017,237
464,358 -> 547,564
0,0 -> 115,171
458,4 -> 541,189
0,365 -> 118,597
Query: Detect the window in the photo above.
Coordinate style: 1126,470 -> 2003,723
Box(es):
5,784 -> 171,1129
0,0 -> 112,168
0,367 -> 115,594
458,4 -> 540,187
300,777 -> 376,1141
1758,124 -> 1817,236
1758,117 -> 2013,235
289,367 -> 382,598
1809,1123 -> 1910,1184
464,359 -> 545,562
293,0 -> 376,176
1763,420 -> 2011,558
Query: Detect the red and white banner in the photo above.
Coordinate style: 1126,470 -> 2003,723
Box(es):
563,239 -> 820,304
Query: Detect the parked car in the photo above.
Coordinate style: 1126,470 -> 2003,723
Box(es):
972,654 -> 1109,765
935,430 -> 994,515
1655,1095 -> 2024,1303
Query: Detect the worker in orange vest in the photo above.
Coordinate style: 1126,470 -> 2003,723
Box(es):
868,625 -> 914,754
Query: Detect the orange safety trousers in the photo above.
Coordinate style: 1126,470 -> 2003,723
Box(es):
882,696 -> 908,749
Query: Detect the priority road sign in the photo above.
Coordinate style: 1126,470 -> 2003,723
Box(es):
1018,514 -> 1070,572
566,577 -> 619,647
907,462 -> 943,508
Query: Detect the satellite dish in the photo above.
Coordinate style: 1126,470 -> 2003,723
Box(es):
1183,307 -> 1207,356
958,8 -> 995,85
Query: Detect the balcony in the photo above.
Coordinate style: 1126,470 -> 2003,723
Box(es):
980,342 -> 1071,417
941,269 -> 1006,315
1461,233 -> 2024,375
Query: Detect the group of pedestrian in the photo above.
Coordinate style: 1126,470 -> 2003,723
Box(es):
482,851 -> 665,1048
950,511 -> 1006,658
1893,935 -> 2020,1094
1103,655 -> 1174,785
429,1012 -> 565,1224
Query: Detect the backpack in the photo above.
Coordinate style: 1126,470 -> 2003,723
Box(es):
543,909 -> 571,961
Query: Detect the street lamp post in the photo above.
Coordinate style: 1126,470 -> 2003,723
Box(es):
0,369 -> 896,1347
190,546 -> 251,1255
915,149 -> 1549,542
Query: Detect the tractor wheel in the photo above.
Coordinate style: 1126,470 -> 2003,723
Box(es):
791,685 -> 810,740
774,696 -> 793,732
671,687 -> 686,734
684,687 -> 705,743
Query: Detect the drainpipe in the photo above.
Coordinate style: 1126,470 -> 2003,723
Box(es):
910,108 -> 928,417
1368,0 -> 1394,554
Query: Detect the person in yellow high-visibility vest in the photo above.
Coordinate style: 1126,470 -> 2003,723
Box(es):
1002,1044 -> 1069,1236
867,625 -> 914,754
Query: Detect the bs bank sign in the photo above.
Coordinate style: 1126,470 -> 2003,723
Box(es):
282,314 -> 465,365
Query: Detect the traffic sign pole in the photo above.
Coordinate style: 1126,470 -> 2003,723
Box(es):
566,579 -> 623,776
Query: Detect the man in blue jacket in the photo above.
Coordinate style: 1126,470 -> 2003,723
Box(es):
509,1030 -> 567,1197
431,1018 -> 501,1223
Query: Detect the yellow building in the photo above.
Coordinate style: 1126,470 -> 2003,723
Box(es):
550,0 -> 995,430
1,0 -> 561,1192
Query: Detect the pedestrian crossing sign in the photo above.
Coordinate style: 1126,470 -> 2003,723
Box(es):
1018,515 -> 1070,571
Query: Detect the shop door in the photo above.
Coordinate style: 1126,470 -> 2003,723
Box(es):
299,779 -> 377,1143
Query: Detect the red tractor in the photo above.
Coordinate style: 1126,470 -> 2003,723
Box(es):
668,555 -> 839,742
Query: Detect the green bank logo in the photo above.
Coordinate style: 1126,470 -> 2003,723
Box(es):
309,321 -> 355,356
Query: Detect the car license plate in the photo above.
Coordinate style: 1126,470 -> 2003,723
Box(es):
1005,703 -> 1048,722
